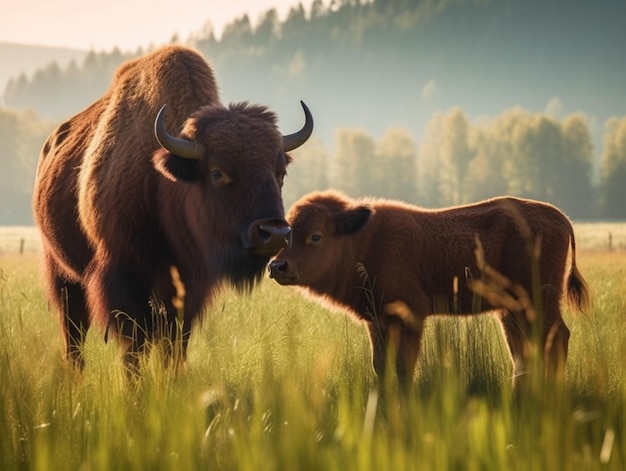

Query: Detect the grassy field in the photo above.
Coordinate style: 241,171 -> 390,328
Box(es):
0,227 -> 624,470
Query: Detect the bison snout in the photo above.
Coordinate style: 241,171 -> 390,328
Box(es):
247,218 -> 292,255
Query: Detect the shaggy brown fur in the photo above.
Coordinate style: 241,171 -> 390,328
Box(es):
33,45 -> 312,369
269,190 -> 589,386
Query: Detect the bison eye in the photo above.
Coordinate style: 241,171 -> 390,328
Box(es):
310,233 -> 322,244
210,167 -> 232,188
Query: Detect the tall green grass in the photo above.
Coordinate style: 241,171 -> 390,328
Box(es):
0,252 -> 624,470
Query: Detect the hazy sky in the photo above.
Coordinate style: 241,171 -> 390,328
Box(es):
1,0 -> 320,51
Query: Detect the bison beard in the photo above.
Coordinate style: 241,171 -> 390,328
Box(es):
218,245 -> 273,291
32,45 -> 313,371
269,190 -> 590,390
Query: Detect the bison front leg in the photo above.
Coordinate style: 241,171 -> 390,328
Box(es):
85,259 -> 153,370
150,294 -> 193,372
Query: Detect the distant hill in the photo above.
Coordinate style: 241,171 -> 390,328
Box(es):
0,42 -> 87,98
2,0 -> 625,147
1,0 -> 626,223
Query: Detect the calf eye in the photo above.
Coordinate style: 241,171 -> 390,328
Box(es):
310,233 -> 322,244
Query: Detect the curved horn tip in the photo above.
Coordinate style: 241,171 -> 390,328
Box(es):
299,100 -> 313,125
299,100 -> 309,112
283,101 -> 314,152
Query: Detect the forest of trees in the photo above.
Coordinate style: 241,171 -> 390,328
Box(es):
1,0 -> 625,224
283,108 -> 625,219
0,108 -> 53,224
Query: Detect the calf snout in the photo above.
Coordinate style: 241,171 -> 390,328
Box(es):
268,259 -> 298,285
247,218 -> 292,255
268,259 -> 288,277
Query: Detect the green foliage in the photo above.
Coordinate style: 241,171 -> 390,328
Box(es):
600,117 -> 626,219
293,108 -> 597,216
419,107 -> 474,206
283,136 -> 329,209
376,128 -> 417,202
332,128 -> 379,197
0,249 -> 625,470
417,107 -> 596,216
4,48 -> 136,118
1,0 -> 625,221
0,108 -> 55,224
0,101 -> 615,225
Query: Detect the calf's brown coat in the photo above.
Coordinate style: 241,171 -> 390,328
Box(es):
269,191 -> 589,385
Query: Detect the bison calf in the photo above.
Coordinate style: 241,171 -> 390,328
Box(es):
269,191 -> 589,387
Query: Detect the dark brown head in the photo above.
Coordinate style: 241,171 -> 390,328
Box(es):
269,191 -> 372,287
152,101 -> 313,288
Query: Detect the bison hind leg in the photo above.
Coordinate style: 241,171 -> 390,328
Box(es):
44,254 -> 91,369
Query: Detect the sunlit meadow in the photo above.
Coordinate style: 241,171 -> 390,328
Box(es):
0,225 -> 624,470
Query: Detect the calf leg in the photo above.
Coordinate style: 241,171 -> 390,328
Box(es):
542,299 -> 570,381
395,323 -> 423,388
43,252 -> 90,369
366,320 -> 387,379
498,309 -> 533,383
499,299 -> 570,384
366,308 -> 423,389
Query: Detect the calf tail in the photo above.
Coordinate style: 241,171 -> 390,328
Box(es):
566,224 -> 590,312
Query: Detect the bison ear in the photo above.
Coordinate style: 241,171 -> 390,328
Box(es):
336,206 -> 372,235
153,149 -> 199,182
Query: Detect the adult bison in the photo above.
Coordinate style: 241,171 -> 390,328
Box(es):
33,45 -> 313,369
269,191 -> 589,387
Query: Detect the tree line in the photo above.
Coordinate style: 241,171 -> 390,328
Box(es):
1,0 -> 625,223
5,0 -> 623,127
1,97 -> 626,225
284,108 -> 626,219
0,108 -> 53,224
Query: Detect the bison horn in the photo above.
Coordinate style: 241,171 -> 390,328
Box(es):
154,105 -> 204,160
282,101 -> 314,152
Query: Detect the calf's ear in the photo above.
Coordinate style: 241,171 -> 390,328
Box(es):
336,206 -> 372,235
152,149 -> 199,182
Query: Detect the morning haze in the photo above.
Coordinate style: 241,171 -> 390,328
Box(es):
1,0 -> 625,224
